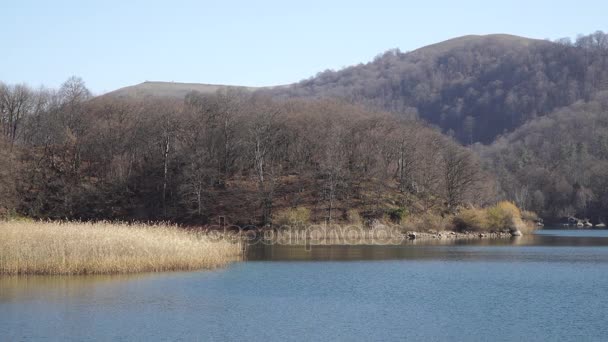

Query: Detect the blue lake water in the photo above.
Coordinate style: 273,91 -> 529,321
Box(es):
2,230 -> 608,341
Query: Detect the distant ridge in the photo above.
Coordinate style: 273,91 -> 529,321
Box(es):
102,81 -> 264,99
98,32 -> 608,145
101,34 -> 545,101
265,32 -> 604,143
406,34 -> 547,58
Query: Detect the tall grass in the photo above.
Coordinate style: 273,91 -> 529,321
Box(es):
0,221 -> 241,275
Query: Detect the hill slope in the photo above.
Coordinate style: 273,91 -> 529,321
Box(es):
268,32 -> 608,143
101,32 -> 608,144
102,81 -> 262,99
478,91 -> 608,221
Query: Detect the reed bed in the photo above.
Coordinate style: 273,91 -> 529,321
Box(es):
0,221 -> 241,275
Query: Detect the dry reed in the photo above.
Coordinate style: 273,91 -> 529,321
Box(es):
0,221 -> 241,275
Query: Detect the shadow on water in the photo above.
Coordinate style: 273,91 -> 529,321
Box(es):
0,273 -> 158,303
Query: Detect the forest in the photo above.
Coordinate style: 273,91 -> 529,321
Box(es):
478,91 -> 608,222
0,78 -> 489,225
270,32 -> 608,144
2,31 -> 608,225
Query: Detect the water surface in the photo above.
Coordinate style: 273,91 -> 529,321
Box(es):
2,230 -> 608,341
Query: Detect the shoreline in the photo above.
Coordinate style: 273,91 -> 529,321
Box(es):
402,230 -> 516,240
236,227 -> 522,246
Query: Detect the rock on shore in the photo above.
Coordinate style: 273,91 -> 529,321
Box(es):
404,231 -> 514,240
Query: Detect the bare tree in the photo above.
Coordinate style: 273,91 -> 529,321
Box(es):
0,137 -> 19,216
247,101 -> 285,225
319,123 -> 347,224
442,143 -> 481,210
185,89 -> 246,183
153,102 -> 182,217
0,83 -> 33,145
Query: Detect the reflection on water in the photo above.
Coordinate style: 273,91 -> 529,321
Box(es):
246,229 -> 608,261
0,273 -> 154,303
2,229 -> 608,342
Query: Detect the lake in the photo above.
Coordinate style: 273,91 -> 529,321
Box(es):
2,229 -> 608,341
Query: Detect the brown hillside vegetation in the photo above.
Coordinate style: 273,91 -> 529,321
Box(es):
478,91 -> 608,222
269,31 -> 608,144
0,77 -> 493,226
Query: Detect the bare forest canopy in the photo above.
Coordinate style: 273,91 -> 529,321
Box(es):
477,91 -> 608,222
267,32 -> 608,144
0,78 -> 489,224
2,31 -> 608,223
103,32 -> 608,145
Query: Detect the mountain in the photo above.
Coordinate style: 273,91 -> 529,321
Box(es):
101,32 -> 608,145
4,31 -> 608,222
267,32 -> 608,143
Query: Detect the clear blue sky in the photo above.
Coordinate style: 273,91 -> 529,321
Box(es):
1,0 -> 607,94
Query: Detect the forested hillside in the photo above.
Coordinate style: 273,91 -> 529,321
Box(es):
0,77 -> 490,224
269,32 -> 608,143
478,91 -> 608,222
4,31 -> 608,223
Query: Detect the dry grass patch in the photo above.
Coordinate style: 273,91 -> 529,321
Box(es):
0,221 -> 241,275
453,201 -> 536,233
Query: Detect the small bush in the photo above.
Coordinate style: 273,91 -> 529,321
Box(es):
346,209 -> 363,225
487,201 -> 523,231
402,212 -> 451,232
453,201 -> 528,232
420,212 -> 451,231
486,208 -> 509,230
273,207 -> 311,227
453,208 -> 488,231
387,207 -> 408,223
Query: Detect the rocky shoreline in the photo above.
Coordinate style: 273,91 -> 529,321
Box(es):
242,227 -> 524,246
404,230 -> 518,241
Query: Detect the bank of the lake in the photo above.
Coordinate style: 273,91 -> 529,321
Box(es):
0,219 -> 525,276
